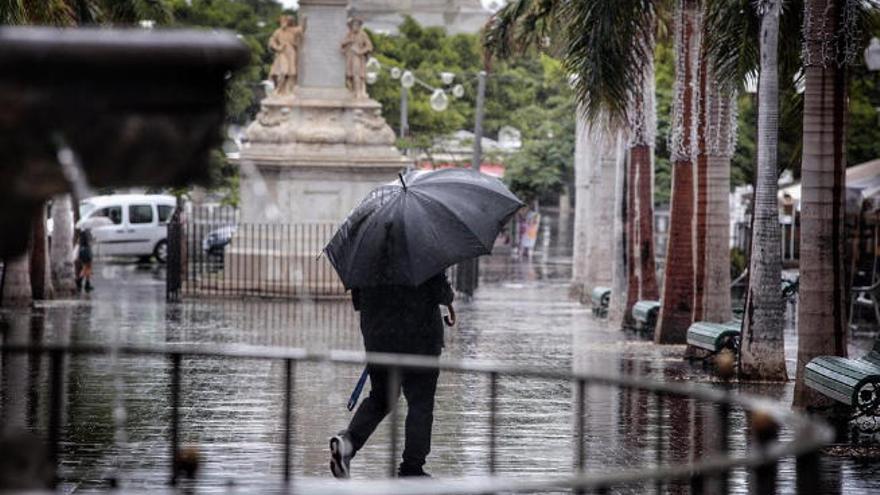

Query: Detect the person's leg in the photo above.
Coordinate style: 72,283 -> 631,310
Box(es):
346,364 -> 398,454
399,368 -> 439,475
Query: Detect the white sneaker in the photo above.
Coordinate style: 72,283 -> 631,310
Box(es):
329,433 -> 353,479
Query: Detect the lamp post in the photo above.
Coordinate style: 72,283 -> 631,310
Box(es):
457,70 -> 487,297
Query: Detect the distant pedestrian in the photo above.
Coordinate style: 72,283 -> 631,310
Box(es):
77,229 -> 94,292
520,208 -> 541,259
330,272 -> 454,479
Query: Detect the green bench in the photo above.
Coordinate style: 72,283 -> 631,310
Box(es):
591,286 -> 611,317
686,320 -> 742,355
805,339 -> 880,419
631,300 -> 661,335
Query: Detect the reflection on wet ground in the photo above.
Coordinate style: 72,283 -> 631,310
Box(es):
2,236 -> 880,493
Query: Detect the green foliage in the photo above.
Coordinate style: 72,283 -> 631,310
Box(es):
167,0 -> 285,202
368,17 -> 574,202
654,41 -> 673,207
484,0 -> 654,125
0,0 -> 171,25
169,0 -> 283,124
730,247 -> 747,279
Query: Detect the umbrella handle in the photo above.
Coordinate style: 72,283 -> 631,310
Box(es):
443,304 -> 456,327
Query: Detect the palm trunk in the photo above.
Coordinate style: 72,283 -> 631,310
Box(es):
610,131 -> 629,322
50,194 -> 77,296
794,0 -> 848,406
693,45 -> 710,323
584,129 -> 618,292
656,0 -> 701,343
636,51 -> 660,301
702,88 -> 734,322
624,142 -> 640,326
571,111 -> 594,300
740,0 -> 787,380
626,38 -> 660,320
1,252 -> 32,307
30,203 -> 54,300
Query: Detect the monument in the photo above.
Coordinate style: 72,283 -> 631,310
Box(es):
227,0 -> 410,296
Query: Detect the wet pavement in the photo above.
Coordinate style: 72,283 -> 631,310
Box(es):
2,222 -> 880,493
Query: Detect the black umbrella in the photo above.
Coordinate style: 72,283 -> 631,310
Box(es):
324,168 -> 524,288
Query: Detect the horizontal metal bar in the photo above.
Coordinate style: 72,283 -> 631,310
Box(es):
1,341 -> 833,486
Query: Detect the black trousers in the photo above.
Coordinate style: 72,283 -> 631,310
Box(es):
346,363 -> 439,470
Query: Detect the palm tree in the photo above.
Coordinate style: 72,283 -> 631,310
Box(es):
792,0 -> 873,406
584,127 -> 619,292
626,27 -> 661,322
30,204 -> 54,300
51,195 -> 78,296
702,82 -> 735,323
485,0 -> 660,316
571,112 -> 592,298
634,52 -> 661,303
1,253 -> 32,307
655,0 -> 701,344
739,0 -> 787,381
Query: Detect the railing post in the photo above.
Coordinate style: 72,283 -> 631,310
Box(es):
388,365 -> 400,478
752,411 -> 779,495
690,399 -> 704,495
48,349 -> 64,489
283,359 -> 295,482
717,400 -> 731,494
795,451 -> 820,495
654,392 -> 664,495
489,372 -> 498,474
169,353 -> 182,486
575,379 -> 586,495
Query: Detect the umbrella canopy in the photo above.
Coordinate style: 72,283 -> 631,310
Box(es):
324,168 -> 524,289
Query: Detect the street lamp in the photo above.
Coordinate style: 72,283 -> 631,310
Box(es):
430,89 -> 449,112
365,57 -> 381,85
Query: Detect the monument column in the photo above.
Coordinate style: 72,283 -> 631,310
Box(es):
227,0 -> 410,297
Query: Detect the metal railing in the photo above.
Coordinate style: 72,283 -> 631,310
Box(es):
1,342 -> 833,494
167,205 -> 462,302
167,205 -> 344,300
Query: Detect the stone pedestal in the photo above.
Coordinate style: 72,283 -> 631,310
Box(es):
226,0 -> 410,297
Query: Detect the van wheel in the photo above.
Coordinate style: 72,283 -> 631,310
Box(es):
154,240 -> 168,264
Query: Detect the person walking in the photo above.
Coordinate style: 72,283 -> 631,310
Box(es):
323,169 -> 522,480
330,272 -> 454,478
77,228 -> 94,292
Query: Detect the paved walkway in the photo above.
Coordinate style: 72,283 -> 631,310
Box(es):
2,247 -> 879,493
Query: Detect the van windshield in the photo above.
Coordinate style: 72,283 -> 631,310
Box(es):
80,202 -> 96,218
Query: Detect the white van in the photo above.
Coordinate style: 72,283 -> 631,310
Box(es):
77,194 -> 177,263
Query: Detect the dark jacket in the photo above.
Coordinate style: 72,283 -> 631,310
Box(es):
351,273 -> 454,356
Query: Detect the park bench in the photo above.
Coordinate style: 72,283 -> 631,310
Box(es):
631,300 -> 661,335
686,320 -> 741,356
805,338 -> 880,420
687,277 -> 797,360
591,286 -> 611,318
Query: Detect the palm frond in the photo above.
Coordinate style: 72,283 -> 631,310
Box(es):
560,0 -> 655,124
482,0 -> 561,60
703,0 -> 759,92
0,0 -> 25,24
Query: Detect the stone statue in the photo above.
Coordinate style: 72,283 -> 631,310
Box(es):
341,17 -> 373,99
269,15 -> 306,96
